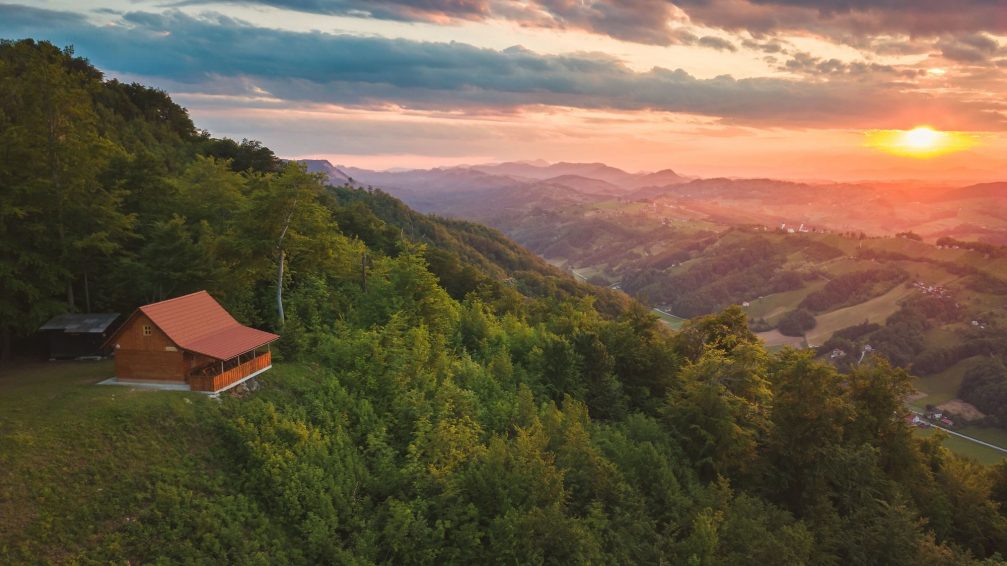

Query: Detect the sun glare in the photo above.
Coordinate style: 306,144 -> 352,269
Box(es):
864,126 -> 976,158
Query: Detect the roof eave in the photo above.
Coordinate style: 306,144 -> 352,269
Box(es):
183,335 -> 281,361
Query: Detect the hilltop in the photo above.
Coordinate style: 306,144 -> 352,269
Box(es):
4,39 -> 1007,565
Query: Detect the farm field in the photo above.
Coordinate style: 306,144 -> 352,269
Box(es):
914,427 -> 1007,466
746,281 -> 827,321
756,329 -> 806,349
805,283 -> 913,346
653,308 -> 687,330
910,355 -> 987,408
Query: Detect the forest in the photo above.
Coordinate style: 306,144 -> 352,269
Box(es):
4,39 -> 1007,564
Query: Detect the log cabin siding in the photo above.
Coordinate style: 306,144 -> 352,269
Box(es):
105,292 -> 280,392
112,313 -> 186,382
114,313 -> 173,350
115,349 -> 186,382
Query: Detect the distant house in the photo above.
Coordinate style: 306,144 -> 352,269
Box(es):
39,313 -> 119,359
103,291 -> 279,393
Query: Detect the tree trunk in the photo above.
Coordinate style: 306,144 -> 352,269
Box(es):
67,279 -> 75,311
83,270 -> 91,312
275,208 -> 295,328
276,248 -> 285,326
1,325 -> 10,364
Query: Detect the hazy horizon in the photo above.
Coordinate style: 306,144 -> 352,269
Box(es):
3,1 -> 1007,182
294,156 -> 1002,187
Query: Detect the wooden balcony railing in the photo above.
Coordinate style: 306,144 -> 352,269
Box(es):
188,351 -> 271,392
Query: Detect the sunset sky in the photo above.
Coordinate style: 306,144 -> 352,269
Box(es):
4,1 -> 1007,181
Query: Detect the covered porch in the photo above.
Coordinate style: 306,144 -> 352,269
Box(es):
187,348 -> 272,393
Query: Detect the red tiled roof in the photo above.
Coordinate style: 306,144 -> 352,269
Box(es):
138,291 -> 279,360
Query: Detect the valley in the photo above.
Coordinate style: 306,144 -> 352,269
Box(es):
305,159 -> 1007,457
8,0 -> 1007,558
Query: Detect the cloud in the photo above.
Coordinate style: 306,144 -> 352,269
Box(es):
938,33 -> 1003,64
682,0 -> 1007,38
169,0 -> 493,21
165,0 -> 737,49
167,0 -> 1007,38
780,51 -> 925,78
698,35 -> 737,52
0,2 -> 85,27
0,5 -> 1002,129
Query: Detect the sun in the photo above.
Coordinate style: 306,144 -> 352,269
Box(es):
864,126 -> 976,158
902,127 -> 941,150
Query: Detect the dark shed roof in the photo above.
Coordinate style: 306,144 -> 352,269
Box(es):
39,313 -> 120,334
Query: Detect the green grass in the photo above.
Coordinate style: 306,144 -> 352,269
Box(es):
820,258 -> 875,277
864,237 -> 935,257
914,427 -> 1007,466
746,281 -> 826,321
0,360 -> 288,562
923,327 -> 963,350
755,329 -> 807,349
911,355 -> 986,408
893,260 -> 960,286
805,283 -> 913,346
653,308 -> 687,330
956,425 -> 1007,452
906,356 -> 1007,465
0,361 -> 212,560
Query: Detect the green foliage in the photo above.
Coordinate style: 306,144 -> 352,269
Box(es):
800,267 -> 906,312
960,358 -> 1007,425
778,308 -> 817,337
626,237 -> 802,318
4,39 -> 1007,566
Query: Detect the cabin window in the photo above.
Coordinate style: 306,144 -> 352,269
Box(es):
143,324 -> 152,336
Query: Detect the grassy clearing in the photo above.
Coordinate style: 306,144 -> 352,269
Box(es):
956,425 -> 1007,451
923,327 -> 963,350
907,356 -> 1007,464
914,428 -> 1007,466
746,281 -> 827,321
805,283 -> 913,346
0,360 -> 224,561
893,260 -> 960,285
911,355 -> 986,407
820,258 -> 876,277
864,238 -> 936,257
756,329 -> 806,349
0,360 -> 323,562
653,308 -> 687,330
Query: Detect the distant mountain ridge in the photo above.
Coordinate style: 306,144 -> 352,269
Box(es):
297,159 -> 686,193
933,182 -> 1007,202
296,158 -> 1007,246
299,159 -> 357,185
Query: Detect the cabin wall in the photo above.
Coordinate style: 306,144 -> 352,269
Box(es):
111,313 -> 185,382
186,351 -> 218,374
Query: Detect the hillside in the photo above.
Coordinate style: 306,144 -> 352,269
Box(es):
4,39 -> 1007,564
332,156 -> 1007,439
329,162 -> 1007,246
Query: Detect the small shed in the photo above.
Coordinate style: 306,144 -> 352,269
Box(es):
39,313 -> 120,359
103,291 -> 280,393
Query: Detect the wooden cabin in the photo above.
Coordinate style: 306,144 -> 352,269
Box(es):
39,313 -> 120,359
104,291 -> 280,393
